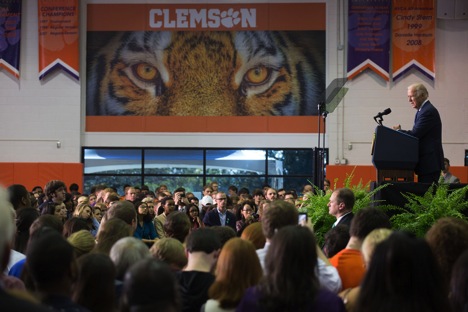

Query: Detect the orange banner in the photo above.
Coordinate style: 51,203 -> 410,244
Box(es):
38,0 -> 79,80
392,0 -> 435,81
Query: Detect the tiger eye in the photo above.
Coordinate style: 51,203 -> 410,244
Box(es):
134,63 -> 159,81
245,66 -> 269,84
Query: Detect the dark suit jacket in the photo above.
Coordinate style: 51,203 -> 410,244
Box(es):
202,208 -> 236,230
336,212 -> 354,228
402,101 -> 444,176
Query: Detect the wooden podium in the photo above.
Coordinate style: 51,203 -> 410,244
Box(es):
372,126 -> 419,183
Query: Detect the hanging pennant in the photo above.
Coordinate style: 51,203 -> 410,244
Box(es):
38,0 -> 79,80
392,0 -> 435,81
347,0 -> 391,81
0,0 -> 21,78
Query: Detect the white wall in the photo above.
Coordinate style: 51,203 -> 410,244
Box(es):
1,0 -> 467,165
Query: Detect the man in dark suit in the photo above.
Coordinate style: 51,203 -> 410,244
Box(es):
328,188 -> 354,228
202,192 -> 236,230
394,83 -> 444,184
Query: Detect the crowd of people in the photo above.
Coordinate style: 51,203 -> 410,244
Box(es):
1,178 -> 467,312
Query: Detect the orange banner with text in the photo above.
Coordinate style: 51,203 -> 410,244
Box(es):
38,0 -> 79,80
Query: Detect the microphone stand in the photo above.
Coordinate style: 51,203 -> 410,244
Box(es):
316,102 -> 327,191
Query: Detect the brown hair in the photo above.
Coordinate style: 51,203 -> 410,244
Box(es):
241,222 -> 266,249
208,238 -> 262,308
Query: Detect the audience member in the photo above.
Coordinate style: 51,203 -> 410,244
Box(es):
63,217 -> 89,238
205,238 -> 262,312
13,207 -> 39,254
329,207 -> 391,290
73,253 -> 116,312
7,184 -> 32,212
133,200 -> 158,246
155,196 -> 176,239
441,158 -> 460,183
121,258 -> 181,312
235,200 -> 258,236
93,218 -> 133,255
425,217 -> 468,289
110,237 -> 151,282
355,231 -> 449,312
240,222 -> 266,250
449,249 -> 468,312
164,211 -> 191,244
203,192 -> 236,230
257,200 -> 342,293
67,230 -> 96,259
176,228 -> 221,312
322,224 -> 350,258
211,226 -> 237,248
186,203 -> 204,231
237,225 -> 346,311
150,238 -> 188,272
328,188 -> 355,228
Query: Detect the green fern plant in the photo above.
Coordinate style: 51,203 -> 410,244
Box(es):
391,183 -> 468,237
300,168 -> 396,245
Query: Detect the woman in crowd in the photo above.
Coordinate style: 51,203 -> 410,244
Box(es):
73,202 -> 99,237
150,238 -> 188,272
41,201 -> 67,224
235,200 -> 258,236
133,200 -> 158,246
240,222 -> 266,250
67,229 -> 96,258
73,253 -> 116,312
355,231 -> 449,312
449,249 -> 468,312
93,218 -> 133,255
204,238 -> 262,312
186,203 -> 204,231
237,225 -> 346,311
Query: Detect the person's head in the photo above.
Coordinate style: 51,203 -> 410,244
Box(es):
265,188 -> 277,201
356,231 -> 448,312
241,222 -> 266,249
407,83 -> 428,110
150,237 -> 188,271
164,211 -> 191,243
209,238 -> 263,309
73,253 -> 116,312
29,214 -> 64,237
42,201 -> 67,222
349,207 -> 391,241
67,230 -> 96,258
26,229 -> 76,291
94,218 -> 133,255
134,200 -> 152,222
93,204 -> 104,222
185,228 -> 221,255
44,180 -> 67,203
186,203 -> 200,220
261,225 -> 319,309
8,184 -> 32,210
323,179 -> 331,191
322,224 -> 350,258
302,184 -> 314,194
200,195 -> 214,210
277,188 -> 285,199
328,188 -> 355,218
63,217 -> 90,238
210,181 -> 219,192
449,249 -> 468,312
228,185 -> 238,196
0,187 -> 15,271
203,185 -> 213,196
110,237 -> 151,281
211,226 -> 237,248
361,228 -> 393,267
443,157 -> 451,174
425,217 -> 468,287
262,200 -> 298,240
141,196 -> 154,214
106,200 -> 137,230
160,196 -> 176,215
239,201 -> 255,221
121,258 -> 180,312
124,186 -> 137,202
214,192 -> 228,212
74,202 -> 93,220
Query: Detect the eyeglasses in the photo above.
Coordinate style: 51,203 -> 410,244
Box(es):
138,205 -> 148,210
243,209 -> 253,212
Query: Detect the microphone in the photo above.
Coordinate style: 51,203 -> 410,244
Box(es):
374,108 -> 391,119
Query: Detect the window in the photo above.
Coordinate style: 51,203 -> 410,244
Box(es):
82,148 -> 325,196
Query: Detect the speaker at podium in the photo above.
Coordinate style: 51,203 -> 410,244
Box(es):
372,125 -> 419,182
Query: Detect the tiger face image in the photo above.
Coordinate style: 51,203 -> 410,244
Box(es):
86,31 -> 325,116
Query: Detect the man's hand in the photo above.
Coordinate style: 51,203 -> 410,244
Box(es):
393,124 -> 401,130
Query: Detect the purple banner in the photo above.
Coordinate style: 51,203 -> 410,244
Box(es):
347,0 -> 391,81
0,0 -> 21,78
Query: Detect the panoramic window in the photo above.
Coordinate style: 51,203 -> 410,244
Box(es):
82,148 -> 325,196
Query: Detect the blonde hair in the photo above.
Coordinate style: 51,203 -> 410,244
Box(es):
150,238 -> 187,270
73,202 -> 92,218
68,230 -> 96,258
362,228 -> 393,266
